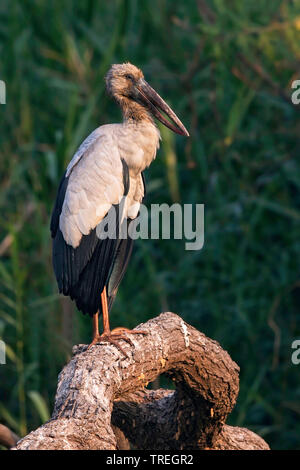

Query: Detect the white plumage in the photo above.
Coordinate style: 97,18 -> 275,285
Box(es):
60,122 -> 160,248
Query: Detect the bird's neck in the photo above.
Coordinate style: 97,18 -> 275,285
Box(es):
117,108 -> 160,175
121,98 -> 154,126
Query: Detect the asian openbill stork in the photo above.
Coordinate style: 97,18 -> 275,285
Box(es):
50,63 -> 189,353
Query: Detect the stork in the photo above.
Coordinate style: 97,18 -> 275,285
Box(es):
50,62 -> 189,353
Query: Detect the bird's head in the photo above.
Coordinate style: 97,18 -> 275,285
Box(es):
105,62 -> 189,137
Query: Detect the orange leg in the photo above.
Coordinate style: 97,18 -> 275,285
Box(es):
87,286 -> 147,356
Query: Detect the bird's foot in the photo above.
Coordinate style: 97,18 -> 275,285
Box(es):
87,328 -> 146,357
111,326 -> 148,336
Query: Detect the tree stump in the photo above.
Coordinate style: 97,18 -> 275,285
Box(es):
14,312 -> 269,450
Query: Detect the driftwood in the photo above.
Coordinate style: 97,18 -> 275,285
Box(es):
14,312 -> 269,450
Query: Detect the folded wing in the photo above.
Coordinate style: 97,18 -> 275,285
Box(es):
50,127 -> 135,316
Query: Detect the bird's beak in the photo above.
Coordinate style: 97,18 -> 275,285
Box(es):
135,79 -> 189,137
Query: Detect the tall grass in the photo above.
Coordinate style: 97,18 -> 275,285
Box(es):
0,0 -> 299,449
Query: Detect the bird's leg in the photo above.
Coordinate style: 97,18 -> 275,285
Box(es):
87,287 -> 146,356
102,287 -> 147,337
87,311 -> 100,349
101,287 -> 110,336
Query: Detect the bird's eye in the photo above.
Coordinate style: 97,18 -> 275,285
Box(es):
125,73 -> 134,81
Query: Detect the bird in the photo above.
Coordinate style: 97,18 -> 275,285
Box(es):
50,62 -> 189,353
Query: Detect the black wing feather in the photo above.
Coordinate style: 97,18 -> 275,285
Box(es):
107,223 -> 134,311
121,158 -> 130,196
141,171 -> 146,197
70,231 -> 118,315
106,171 -> 146,312
50,171 -> 68,238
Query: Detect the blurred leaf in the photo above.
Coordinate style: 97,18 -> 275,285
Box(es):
225,86 -> 256,144
28,391 -> 50,424
0,404 -> 19,433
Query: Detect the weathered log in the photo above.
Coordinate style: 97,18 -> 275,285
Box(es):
112,390 -> 269,450
14,312 -> 269,450
0,424 -> 19,449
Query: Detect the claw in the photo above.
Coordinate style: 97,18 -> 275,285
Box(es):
111,327 -> 148,336
87,332 -> 133,357
88,289 -> 148,358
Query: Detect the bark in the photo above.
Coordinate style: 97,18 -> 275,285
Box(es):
14,312 -> 269,450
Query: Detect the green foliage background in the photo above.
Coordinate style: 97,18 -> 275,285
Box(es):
0,0 -> 299,449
